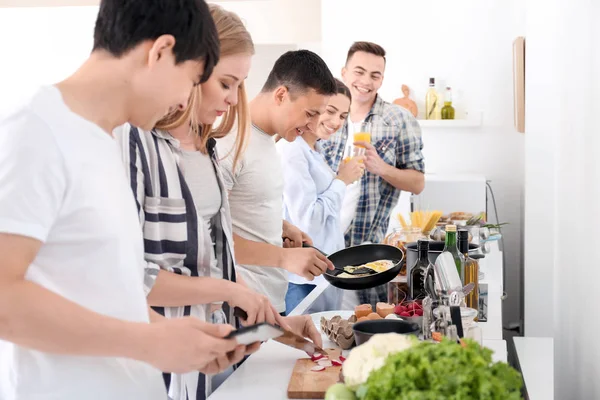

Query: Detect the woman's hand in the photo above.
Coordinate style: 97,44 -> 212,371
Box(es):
337,156 -> 365,185
227,283 -> 278,326
279,315 -> 323,349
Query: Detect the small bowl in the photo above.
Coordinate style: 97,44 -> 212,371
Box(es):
352,319 -> 420,346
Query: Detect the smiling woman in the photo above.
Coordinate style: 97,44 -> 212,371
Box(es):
113,5 -> 271,400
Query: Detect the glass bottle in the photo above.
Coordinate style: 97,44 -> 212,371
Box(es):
459,229 -> 479,319
409,239 -> 433,300
425,77 -> 441,120
441,86 -> 455,120
443,225 -> 463,280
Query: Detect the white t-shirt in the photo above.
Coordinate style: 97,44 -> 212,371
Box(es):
217,125 -> 287,312
340,120 -> 364,233
0,86 -> 165,400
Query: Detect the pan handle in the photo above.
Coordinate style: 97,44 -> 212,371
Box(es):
301,242 -> 329,257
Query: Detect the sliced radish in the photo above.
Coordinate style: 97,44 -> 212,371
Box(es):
331,359 -> 342,366
310,366 -> 325,372
339,356 -> 346,362
311,353 -> 324,361
318,360 -> 332,367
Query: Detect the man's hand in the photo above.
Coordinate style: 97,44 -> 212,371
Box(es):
282,220 -> 313,248
279,248 -> 334,280
227,283 -> 278,326
141,318 -> 239,374
354,140 -> 391,177
281,315 -> 323,349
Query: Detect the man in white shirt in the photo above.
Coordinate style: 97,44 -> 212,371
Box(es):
0,1 -> 246,399
218,50 -> 338,314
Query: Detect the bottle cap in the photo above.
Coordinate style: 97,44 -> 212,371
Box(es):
445,225 -> 457,232
458,229 -> 469,241
417,239 -> 429,250
429,77 -> 435,85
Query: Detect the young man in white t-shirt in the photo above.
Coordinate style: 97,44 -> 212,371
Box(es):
0,1 -> 247,399
217,50 -> 338,315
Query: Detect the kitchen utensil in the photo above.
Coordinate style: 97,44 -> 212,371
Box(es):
274,329 -> 328,356
352,319 -> 420,346
233,307 -> 326,356
433,306 -> 478,333
307,243 -> 386,276
462,282 -> 476,296
433,252 -> 463,296
303,244 -> 404,290
450,306 -> 464,338
287,348 -> 343,399
302,244 -> 377,275
405,241 -> 481,273
422,297 -> 433,340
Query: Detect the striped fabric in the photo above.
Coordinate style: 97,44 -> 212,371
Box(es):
114,124 -> 238,400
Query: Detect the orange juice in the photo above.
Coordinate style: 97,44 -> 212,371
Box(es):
353,132 -> 371,145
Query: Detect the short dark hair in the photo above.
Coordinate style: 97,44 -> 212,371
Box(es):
261,50 -> 337,96
334,78 -> 352,102
93,0 -> 219,83
346,41 -> 386,64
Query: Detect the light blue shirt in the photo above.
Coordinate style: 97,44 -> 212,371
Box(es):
277,137 -> 346,285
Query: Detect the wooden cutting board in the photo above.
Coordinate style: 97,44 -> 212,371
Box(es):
287,348 -> 342,399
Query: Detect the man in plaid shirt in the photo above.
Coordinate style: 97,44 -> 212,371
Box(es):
321,42 -> 425,307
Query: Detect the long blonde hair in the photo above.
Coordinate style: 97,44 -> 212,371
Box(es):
155,4 -> 254,171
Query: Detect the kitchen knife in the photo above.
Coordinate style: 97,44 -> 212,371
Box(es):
233,307 -> 327,356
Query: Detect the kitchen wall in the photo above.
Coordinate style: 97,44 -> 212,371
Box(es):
0,6 -> 97,118
525,0 -> 600,397
319,0 -> 526,332
0,1 -> 527,332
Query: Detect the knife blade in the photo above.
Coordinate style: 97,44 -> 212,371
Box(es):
272,329 -> 328,356
233,307 -> 327,356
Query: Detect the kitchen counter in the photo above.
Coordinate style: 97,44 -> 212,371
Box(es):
513,337 -> 553,400
209,334 -> 507,400
291,242 -> 505,341
210,243 -> 506,399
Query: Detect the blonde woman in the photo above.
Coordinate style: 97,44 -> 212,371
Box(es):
115,5 -> 320,399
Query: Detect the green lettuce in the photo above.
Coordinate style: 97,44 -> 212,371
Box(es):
357,339 -> 522,400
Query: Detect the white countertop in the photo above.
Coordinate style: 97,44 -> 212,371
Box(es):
209,336 -> 507,400
210,243 -> 506,399
513,337 -> 554,400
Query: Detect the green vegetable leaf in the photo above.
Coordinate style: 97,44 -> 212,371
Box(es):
361,339 -> 522,400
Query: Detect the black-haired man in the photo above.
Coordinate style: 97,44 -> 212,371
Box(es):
0,1 -> 243,399
218,50 -> 337,316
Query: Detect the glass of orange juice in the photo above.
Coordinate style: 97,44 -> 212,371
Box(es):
354,122 -> 371,157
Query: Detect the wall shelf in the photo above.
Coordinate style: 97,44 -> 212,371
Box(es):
417,111 -> 482,128
418,119 -> 481,128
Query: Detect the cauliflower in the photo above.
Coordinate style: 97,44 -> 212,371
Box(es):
342,333 -> 416,389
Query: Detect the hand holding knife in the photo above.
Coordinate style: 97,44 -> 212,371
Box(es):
233,307 -> 327,356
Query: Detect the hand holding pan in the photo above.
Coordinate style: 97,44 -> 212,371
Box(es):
301,244 -> 377,276
302,243 -> 405,291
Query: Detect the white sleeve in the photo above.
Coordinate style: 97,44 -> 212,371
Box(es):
0,112 -> 67,242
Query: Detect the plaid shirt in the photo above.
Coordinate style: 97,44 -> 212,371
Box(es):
320,95 -> 425,306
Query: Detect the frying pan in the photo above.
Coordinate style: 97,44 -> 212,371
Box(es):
303,243 -> 404,291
